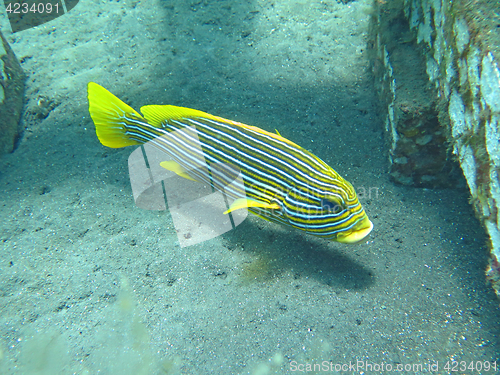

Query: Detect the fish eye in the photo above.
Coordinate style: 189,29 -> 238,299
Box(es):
321,198 -> 345,214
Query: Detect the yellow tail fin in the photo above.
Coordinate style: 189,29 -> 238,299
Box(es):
87,82 -> 145,148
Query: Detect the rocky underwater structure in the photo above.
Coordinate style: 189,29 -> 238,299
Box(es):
370,0 -> 500,299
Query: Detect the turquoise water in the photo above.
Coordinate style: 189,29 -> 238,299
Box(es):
0,1 -> 499,374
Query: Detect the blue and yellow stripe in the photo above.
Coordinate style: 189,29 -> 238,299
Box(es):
87,82 -> 373,243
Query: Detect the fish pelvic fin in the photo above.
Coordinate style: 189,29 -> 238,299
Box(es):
223,198 -> 280,214
159,161 -> 197,181
87,82 -> 145,148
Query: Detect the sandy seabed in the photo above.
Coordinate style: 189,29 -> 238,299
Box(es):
0,0 -> 499,374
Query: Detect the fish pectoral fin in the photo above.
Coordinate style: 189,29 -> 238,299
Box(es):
275,129 -> 282,136
159,161 -> 197,181
223,198 -> 280,214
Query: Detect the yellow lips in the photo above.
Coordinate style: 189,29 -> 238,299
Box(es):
335,216 -> 373,244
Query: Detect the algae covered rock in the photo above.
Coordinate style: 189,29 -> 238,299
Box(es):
370,0 -> 500,298
0,30 -> 25,156
369,0 -> 460,188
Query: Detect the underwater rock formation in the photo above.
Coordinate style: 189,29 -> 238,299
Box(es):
370,0 -> 500,299
0,31 -> 25,156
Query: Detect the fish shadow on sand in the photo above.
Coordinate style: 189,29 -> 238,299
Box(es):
221,220 -> 375,292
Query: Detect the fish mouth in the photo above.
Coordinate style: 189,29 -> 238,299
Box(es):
336,215 -> 373,244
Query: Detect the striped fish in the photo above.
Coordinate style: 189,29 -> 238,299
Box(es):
87,82 -> 373,243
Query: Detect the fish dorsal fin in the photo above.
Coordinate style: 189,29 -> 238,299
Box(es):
223,198 -> 280,214
234,122 -> 299,147
141,104 -> 299,148
140,105 -> 218,128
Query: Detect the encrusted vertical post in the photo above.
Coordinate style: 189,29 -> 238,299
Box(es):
370,0 -> 500,299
